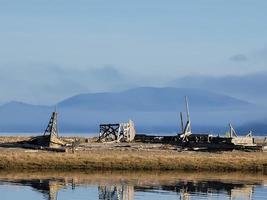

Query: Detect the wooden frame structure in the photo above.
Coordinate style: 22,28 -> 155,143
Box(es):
99,123 -> 120,142
99,120 -> 136,142
44,112 -> 58,138
43,112 -> 65,148
228,123 -> 255,146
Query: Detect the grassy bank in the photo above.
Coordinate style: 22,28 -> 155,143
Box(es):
0,148 -> 267,172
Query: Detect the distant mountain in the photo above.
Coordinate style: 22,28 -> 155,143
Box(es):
58,87 -> 252,111
0,87 -> 264,134
169,73 -> 267,106
0,101 -> 52,133
0,101 -> 51,111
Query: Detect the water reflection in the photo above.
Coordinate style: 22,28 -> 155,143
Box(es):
98,185 -> 134,200
0,178 -> 67,200
136,181 -> 254,200
0,171 -> 265,200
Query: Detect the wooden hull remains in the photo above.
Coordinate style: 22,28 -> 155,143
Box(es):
134,134 -> 263,151
133,97 -> 264,152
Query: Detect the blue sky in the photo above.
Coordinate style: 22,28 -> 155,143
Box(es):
0,1 -> 267,104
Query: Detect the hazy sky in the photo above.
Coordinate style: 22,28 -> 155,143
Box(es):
0,0 -> 267,104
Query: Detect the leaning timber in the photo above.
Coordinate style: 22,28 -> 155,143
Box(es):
42,111 -> 66,148
25,111 -> 67,149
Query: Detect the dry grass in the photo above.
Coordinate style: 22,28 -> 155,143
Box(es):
1,136 -> 267,172
0,136 -> 31,143
0,148 -> 267,172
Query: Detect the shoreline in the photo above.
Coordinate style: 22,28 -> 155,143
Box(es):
1,170 -> 267,183
0,136 -> 267,172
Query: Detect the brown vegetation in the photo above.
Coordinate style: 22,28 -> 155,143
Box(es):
0,136 -> 267,172
0,147 -> 267,172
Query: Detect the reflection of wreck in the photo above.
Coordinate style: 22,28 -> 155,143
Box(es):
97,180 -> 255,200
0,178 -> 67,200
231,186 -> 253,200
136,180 -> 254,200
99,120 -> 136,142
0,177 -> 258,200
98,185 -> 134,200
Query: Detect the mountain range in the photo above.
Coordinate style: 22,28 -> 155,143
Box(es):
169,72 -> 267,106
0,87 -> 266,135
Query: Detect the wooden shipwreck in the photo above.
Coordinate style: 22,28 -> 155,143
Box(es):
99,120 -> 136,142
136,96 -> 262,151
28,111 -> 66,149
42,111 -> 66,148
227,123 -> 255,146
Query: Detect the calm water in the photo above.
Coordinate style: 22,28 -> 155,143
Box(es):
0,171 -> 267,200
